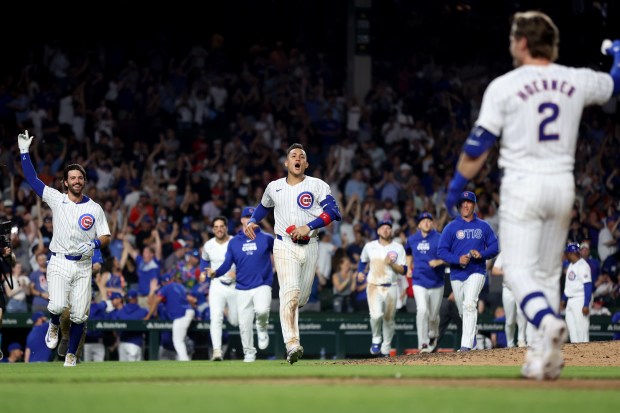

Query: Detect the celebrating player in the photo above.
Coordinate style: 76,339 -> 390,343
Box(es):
205,207 -> 274,362
405,212 -> 446,353
443,11 -> 620,379
19,130 -> 111,367
358,220 -> 407,357
200,216 -> 238,361
244,143 -> 342,364
438,191 -> 499,352
561,243 -> 592,343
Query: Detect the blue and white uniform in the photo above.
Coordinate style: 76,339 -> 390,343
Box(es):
405,224 -> 444,351
108,299 -> 148,361
157,280 -> 195,361
215,226 -> 274,361
563,255 -> 592,343
438,213 -> 499,349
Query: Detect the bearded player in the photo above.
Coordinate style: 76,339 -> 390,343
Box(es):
244,143 -> 341,364
443,11 -> 620,379
19,130 -> 111,367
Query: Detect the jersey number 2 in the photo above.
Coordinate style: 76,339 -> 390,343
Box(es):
538,102 -> 559,141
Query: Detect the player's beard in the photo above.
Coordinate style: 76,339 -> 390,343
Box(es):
67,183 -> 83,197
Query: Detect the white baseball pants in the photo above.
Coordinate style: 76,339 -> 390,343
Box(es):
119,342 -> 143,361
451,273 -> 486,349
47,255 -> 91,323
83,343 -> 105,362
413,284 -> 444,348
173,308 -> 195,361
565,297 -> 589,343
236,285 -> 272,357
273,238 -> 318,350
502,286 -> 527,347
209,279 -> 238,352
367,283 -> 398,354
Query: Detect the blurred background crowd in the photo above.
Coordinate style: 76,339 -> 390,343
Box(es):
1,0 -> 620,361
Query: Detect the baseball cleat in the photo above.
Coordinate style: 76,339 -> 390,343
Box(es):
257,329 -> 269,350
540,316 -> 567,380
457,347 -> 471,352
420,344 -> 431,354
286,345 -> 304,365
45,323 -> 60,349
58,338 -> 69,357
369,343 -> 381,355
64,353 -> 77,367
243,354 -> 256,363
517,340 -> 527,348
211,348 -> 223,361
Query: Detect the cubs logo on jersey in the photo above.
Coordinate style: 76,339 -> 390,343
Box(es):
78,213 -> 95,231
417,241 -> 430,253
387,251 -> 398,262
567,270 -> 576,281
456,229 -> 482,240
297,191 -> 314,209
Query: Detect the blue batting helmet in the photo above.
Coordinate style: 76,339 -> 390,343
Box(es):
565,242 -> 580,254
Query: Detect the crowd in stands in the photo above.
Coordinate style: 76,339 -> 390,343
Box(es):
1,17 -> 620,360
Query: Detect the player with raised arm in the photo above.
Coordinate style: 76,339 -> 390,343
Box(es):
200,216 -> 238,361
443,11 -> 620,379
19,130 -> 111,367
244,143 -> 342,364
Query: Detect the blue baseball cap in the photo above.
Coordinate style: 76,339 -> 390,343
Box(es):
126,289 -> 138,299
110,292 -> 123,300
565,242 -> 580,254
377,219 -> 393,228
160,273 -> 172,283
457,191 -> 477,207
418,212 -> 433,221
241,206 -> 255,218
8,342 -> 22,352
189,249 -> 200,258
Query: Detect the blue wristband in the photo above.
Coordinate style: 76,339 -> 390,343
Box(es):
93,239 -> 102,249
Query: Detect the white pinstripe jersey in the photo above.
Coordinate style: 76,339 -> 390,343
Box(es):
476,64 -> 613,174
261,176 -> 333,238
202,236 -> 235,283
564,258 -> 591,298
42,187 -> 110,257
360,240 -> 407,286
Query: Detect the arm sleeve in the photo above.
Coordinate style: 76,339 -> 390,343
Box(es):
583,282 -> 592,308
307,195 -> 342,230
199,258 -> 211,272
20,153 -> 45,197
357,260 -> 367,273
248,203 -> 270,225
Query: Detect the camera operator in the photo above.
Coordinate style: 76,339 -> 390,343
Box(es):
0,240 -> 16,361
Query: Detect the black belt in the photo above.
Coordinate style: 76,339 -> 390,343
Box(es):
380,283 -> 393,287
52,252 -> 82,261
219,279 -> 232,286
276,234 -> 311,245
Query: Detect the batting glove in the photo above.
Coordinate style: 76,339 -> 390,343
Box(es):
18,130 -> 34,154
77,239 -> 101,255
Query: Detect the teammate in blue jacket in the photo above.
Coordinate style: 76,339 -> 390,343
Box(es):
438,191 -> 499,351
405,212 -> 446,353
146,274 -> 195,361
206,207 -> 274,362
25,312 -> 52,362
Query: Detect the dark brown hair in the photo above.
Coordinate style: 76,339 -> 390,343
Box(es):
287,143 -> 304,155
511,11 -> 559,61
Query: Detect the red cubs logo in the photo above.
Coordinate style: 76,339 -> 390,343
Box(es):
297,191 -> 314,210
387,251 -> 398,262
78,213 -> 95,231
567,271 -> 576,281
456,230 -> 465,240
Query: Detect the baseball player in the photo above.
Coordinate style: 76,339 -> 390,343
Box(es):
443,11 -> 619,379
25,312 -> 52,362
200,215 -> 238,361
438,191 -> 499,351
109,290 -> 149,361
561,243 -> 592,343
405,212 -> 445,353
245,143 -> 342,364
491,252 -> 527,347
146,274 -> 195,361
19,130 -> 111,367
205,206 -> 274,362
358,219 -> 407,356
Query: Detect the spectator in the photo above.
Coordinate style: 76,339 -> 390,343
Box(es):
1,342 -> 23,363
332,255 -> 356,313
3,262 -> 30,313
598,216 -> 618,263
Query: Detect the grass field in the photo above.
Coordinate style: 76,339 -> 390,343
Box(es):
1,360 -> 618,413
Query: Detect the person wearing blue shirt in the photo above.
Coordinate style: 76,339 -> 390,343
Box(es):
25,312 -> 52,362
405,212 -> 446,353
146,274 -> 195,361
438,191 -> 499,351
206,207 -> 274,363
109,290 -> 149,361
